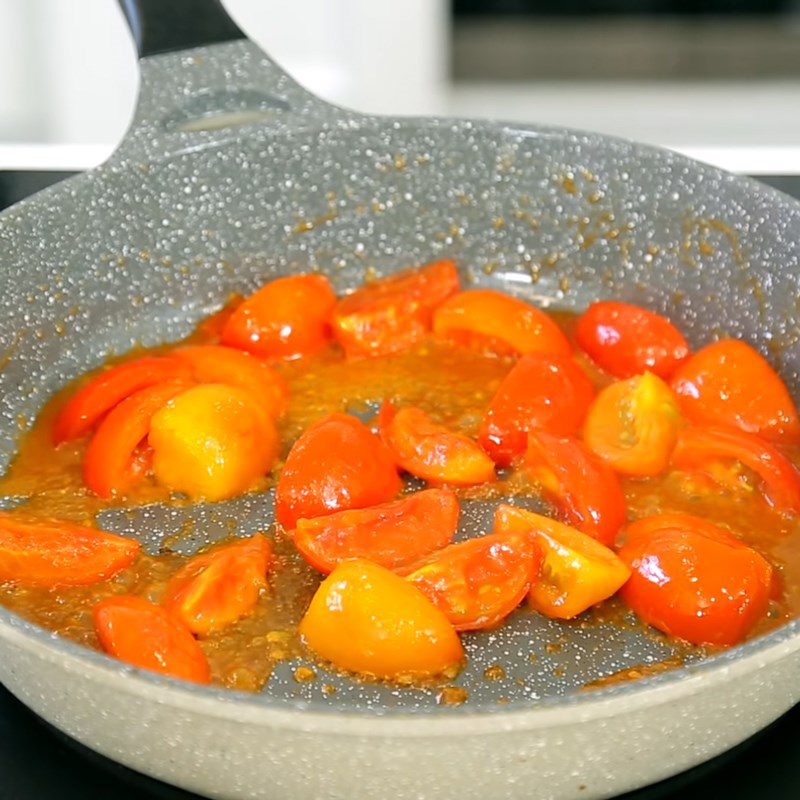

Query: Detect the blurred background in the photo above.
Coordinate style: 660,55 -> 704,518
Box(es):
0,0 -> 798,172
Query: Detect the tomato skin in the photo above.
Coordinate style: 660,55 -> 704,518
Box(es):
670,339 -> 800,445
221,274 -> 336,360
618,513 -> 774,646
478,353 -> 594,466
163,535 -> 272,636
575,301 -> 690,379
494,505 -> 630,619
299,559 -> 463,680
583,372 -> 682,476
433,290 -> 571,357
524,431 -> 626,546
0,512 -> 139,587
332,260 -> 460,358
94,595 -> 211,684
403,530 -> 541,631
379,402 -> 495,486
52,356 -> 191,444
275,413 -> 401,529
83,380 -> 190,497
293,488 -> 458,574
671,425 -> 800,515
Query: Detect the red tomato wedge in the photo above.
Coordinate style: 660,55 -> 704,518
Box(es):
575,301 -> 690,379
671,425 -> 800,515
478,353 -> 594,465
171,345 -> 288,418
403,530 -> 542,631
0,512 -> 139,587
495,505 -> 630,619
275,412 -> 401,528
332,260 -> 460,359
378,402 -> 495,485
94,595 -> 211,684
670,339 -> 800,445
221,273 -> 336,360
618,513 -> 774,646
163,535 -> 272,636
524,431 -> 626,546
52,356 -> 190,444
83,380 -> 190,497
293,488 -> 458,573
432,290 -> 571,357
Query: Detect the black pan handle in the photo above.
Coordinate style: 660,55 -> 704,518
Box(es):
118,0 -> 245,59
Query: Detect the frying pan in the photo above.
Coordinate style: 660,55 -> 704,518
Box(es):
0,1 -> 798,798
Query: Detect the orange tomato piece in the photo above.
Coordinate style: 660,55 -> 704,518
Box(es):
575,301 -> 690,379
332,259 -> 460,358
0,512 -> 139,587
94,595 -> 211,684
671,425 -> 800,515
275,412 -> 401,528
149,383 -> 279,501
524,431 -> 626,546
378,401 -> 495,486
618,513 -> 774,646
494,505 -> 630,619
195,295 -> 242,342
293,488 -> 458,574
670,339 -> 800,445
220,273 -> 336,360
299,559 -> 463,679
163,535 -> 272,636
403,530 -> 542,631
583,372 -> 682,476
83,380 -> 190,497
478,353 -> 594,465
52,356 -> 190,444
171,345 -> 288,418
432,289 -> 571,357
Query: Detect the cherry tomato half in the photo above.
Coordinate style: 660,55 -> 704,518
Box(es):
618,513 -> 774,646
478,353 -> 594,466
670,339 -> 800,445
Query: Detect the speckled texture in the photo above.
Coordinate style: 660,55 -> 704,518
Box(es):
0,39 -> 799,799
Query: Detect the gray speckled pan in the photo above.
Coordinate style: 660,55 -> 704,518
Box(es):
0,4 -> 799,799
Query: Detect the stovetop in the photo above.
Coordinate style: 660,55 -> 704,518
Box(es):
0,169 -> 798,800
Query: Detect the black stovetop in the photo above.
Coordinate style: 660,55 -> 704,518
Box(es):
0,170 -> 798,800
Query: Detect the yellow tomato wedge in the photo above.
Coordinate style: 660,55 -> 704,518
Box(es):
494,505 -> 630,619
583,372 -> 682,476
299,559 -> 463,680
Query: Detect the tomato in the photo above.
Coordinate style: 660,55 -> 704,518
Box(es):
163,535 -> 272,636
524,431 -> 626,546
670,339 -> 800,445
275,412 -> 401,528
671,425 -> 800,515
94,595 -> 210,684
0,512 -> 139,587
195,295 -> 242,342
575,301 -> 690,379
378,402 -> 495,485
403,530 -> 541,631
171,345 -> 288,418
299,559 -> 463,679
293,488 -> 458,573
149,384 -> 279,501
83,380 -> 189,497
618,513 -> 774,646
494,505 -> 630,619
332,260 -> 460,358
221,273 -> 336,360
477,353 -> 594,465
583,372 -> 682,476
432,290 -> 571,357
52,356 -> 190,444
